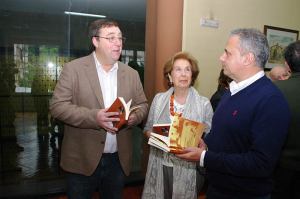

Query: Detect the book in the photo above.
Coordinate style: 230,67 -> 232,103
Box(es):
152,123 -> 171,136
148,114 -> 205,153
107,97 -> 141,129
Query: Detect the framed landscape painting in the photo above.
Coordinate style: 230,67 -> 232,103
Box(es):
264,25 -> 299,70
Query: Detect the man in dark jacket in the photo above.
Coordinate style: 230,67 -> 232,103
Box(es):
272,40 -> 300,199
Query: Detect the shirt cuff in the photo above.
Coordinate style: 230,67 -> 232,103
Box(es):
200,150 -> 206,167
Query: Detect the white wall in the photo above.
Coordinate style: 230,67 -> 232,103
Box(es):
183,0 -> 300,98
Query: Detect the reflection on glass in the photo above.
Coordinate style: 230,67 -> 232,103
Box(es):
0,0 -> 146,196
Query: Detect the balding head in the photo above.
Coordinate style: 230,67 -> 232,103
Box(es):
269,65 -> 291,81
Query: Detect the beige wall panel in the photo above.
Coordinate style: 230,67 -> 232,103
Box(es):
183,0 -> 300,98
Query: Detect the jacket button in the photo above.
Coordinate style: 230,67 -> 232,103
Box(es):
101,141 -> 105,144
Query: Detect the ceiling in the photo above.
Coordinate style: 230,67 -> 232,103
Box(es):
0,0 -> 146,22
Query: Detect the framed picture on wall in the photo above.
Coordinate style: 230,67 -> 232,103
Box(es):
264,25 -> 299,70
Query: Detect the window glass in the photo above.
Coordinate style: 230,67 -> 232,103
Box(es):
0,0 -> 145,196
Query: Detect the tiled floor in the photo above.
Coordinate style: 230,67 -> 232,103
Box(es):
0,112 -> 65,198
0,112 -> 145,198
48,185 -> 144,199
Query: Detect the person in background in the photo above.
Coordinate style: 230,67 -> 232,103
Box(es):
50,19 -> 148,199
272,40 -> 300,199
31,67 -> 51,137
128,60 -> 144,86
142,51 -> 213,199
269,65 -> 291,81
210,69 -> 232,111
177,28 -> 290,199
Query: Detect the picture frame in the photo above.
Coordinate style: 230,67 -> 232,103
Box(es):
264,25 -> 299,70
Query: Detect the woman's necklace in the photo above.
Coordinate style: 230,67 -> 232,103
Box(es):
170,94 -> 183,117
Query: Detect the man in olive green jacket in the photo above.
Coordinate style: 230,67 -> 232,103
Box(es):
272,41 -> 300,199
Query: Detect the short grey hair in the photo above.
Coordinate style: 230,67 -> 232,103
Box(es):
230,28 -> 269,69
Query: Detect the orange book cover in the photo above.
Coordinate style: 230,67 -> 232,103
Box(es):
107,97 -> 140,129
148,114 -> 205,153
152,123 -> 171,136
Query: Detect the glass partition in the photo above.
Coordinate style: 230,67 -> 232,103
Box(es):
0,0 -> 145,196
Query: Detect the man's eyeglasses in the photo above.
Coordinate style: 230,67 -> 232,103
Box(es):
94,36 -> 126,43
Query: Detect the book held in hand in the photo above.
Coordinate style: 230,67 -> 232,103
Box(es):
107,97 -> 141,129
152,123 -> 171,136
148,114 -> 205,153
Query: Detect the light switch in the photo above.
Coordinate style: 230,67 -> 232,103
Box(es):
200,18 -> 219,28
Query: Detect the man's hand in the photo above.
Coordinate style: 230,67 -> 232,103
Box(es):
127,112 -> 138,126
96,108 -> 119,133
176,138 -> 207,161
176,147 -> 203,161
198,138 -> 207,149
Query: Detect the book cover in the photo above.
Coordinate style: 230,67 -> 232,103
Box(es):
152,123 -> 171,136
107,97 -> 140,129
148,114 -> 205,153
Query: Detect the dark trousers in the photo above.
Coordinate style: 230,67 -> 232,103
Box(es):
206,185 -> 271,199
163,165 -> 173,199
163,165 -> 203,199
66,152 -> 125,199
272,166 -> 300,199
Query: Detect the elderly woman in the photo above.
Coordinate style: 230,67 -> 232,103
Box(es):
142,52 -> 213,199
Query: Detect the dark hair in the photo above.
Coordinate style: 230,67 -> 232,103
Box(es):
284,40 -> 300,72
88,19 -> 120,51
217,69 -> 232,90
230,28 -> 269,68
163,51 -> 199,87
